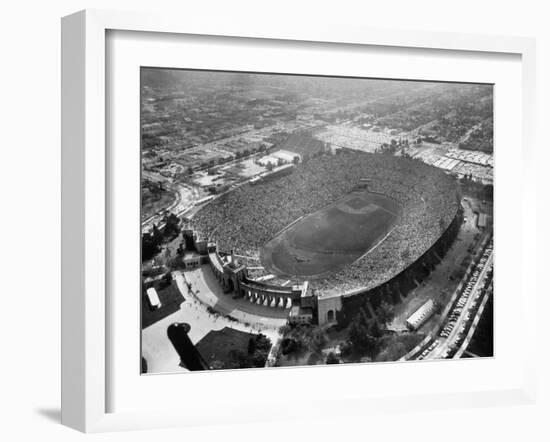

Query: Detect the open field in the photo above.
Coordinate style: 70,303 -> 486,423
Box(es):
196,327 -> 256,368
261,191 -> 400,278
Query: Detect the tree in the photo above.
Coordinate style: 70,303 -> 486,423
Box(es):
163,213 -> 181,240
309,328 -> 327,355
326,352 -> 340,364
142,224 -> 163,261
152,224 -> 162,242
347,314 -> 377,356
252,352 -> 268,367
159,270 -> 172,289
176,240 -> 185,256
368,319 -> 382,338
210,360 -> 225,370
278,324 -> 291,335
376,342 -> 406,362
281,338 -> 300,355
375,301 -> 394,324
255,334 -> 272,352
247,337 -> 257,355
231,334 -> 272,368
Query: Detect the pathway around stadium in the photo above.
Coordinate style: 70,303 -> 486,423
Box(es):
180,266 -> 290,326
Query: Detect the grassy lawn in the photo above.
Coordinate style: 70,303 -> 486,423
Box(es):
374,332 -> 426,362
264,192 -> 399,278
276,352 -> 314,367
141,279 -> 185,329
196,327 -> 261,369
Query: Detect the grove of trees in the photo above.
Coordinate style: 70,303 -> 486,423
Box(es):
142,212 -> 181,262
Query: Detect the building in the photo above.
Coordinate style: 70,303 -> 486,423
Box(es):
317,293 -> 342,325
288,306 -> 313,324
477,213 -> 488,229
182,252 -> 201,269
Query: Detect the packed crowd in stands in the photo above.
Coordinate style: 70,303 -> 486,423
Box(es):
192,150 -> 460,297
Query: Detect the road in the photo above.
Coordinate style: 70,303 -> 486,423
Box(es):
419,239 -> 493,360
142,184 -> 201,233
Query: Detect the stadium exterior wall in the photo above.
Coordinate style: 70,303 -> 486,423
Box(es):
317,295 -> 343,326
207,246 -> 305,304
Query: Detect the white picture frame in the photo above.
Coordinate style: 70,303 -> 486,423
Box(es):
61,9 -> 537,433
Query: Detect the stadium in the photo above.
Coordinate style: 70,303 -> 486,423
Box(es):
192,149 -> 462,324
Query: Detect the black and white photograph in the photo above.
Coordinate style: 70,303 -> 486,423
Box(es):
140,68 -> 494,374
4,0 -> 549,439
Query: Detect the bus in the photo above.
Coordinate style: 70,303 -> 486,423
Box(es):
146,287 -> 162,310
406,299 -> 437,331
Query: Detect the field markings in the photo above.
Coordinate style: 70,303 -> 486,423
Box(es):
374,204 -> 401,217
262,191 -> 402,280
354,226 -> 397,263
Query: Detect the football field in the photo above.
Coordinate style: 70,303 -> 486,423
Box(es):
260,191 -> 401,278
